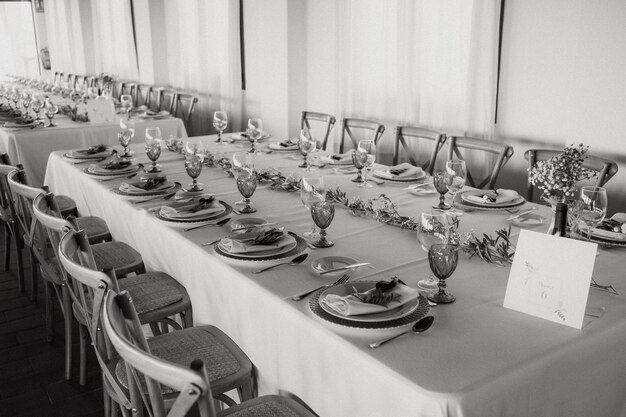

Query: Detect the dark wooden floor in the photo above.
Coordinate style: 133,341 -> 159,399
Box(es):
0,228 -> 104,417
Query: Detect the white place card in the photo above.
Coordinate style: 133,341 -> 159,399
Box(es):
503,229 -> 597,329
86,98 -> 115,123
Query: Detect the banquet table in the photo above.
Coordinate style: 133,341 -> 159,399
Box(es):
44,135 -> 626,417
0,112 -> 187,186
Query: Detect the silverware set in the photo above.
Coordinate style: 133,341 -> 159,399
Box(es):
290,273 -> 351,301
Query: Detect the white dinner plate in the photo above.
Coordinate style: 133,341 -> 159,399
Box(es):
409,184 -> 437,196
230,132 -> 271,141
310,256 -> 358,277
229,217 -> 268,230
114,180 -> 176,196
318,281 -> 420,323
373,169 -> 427,182
460,190 -> 525,208
213,233 -> 307,264
138,110 -> 170,119
154,201 -> 232,228
216,237 -> 297,259
269,142 -> 299,151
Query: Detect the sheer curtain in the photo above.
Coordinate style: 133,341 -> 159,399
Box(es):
0,3 -> 39,77
45,0 -> 88,75
154,0 -> 242,135
90,0 -> 139,80
306,0 -> 501,158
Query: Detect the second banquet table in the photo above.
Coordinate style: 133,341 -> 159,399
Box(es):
0,113 -> 187,186
43,135 -> 626,417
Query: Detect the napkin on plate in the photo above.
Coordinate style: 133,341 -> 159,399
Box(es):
75,144 -> 108,155
119,177 -> 170,194
385,162 -> 424,178
219,227 -> 294,254
465,189 -> 519,205
269,138 -> 299,150
321,282 -> 419,316
326,152 -> 353,164
160,196 -> 223,219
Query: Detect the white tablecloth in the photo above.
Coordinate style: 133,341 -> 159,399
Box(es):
44,136 -> 626,417
1,114 -> 187,186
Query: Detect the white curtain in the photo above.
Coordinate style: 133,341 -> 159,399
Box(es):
45,0 -> 88,75
151,0 -> 242,135
90,0 -> 139,80
306,0 -> 501,158
0,3 -> 39,77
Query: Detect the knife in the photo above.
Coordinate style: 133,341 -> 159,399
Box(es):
319,262 -> 371,275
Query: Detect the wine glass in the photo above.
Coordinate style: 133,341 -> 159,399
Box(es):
432,171 -> 452,210
351,149 -> 367,183
445,160 -> 466,200
300,177 -> 325,239
213,111 -> 228,143
357,140 -> 376,188
416,209 -> 453,291
298,130 -> 317,170
246,118 -> 263,154
184,140 -> 205,192
231,153 -> 257,213
232,152 -> 254,205
118,118 -> 135,157
31,97 -> 43,122
145,127 -> 163,173
120,94 -> 133,119
311,200 -> 335,248
21,92 -> 32,121
427,244 -> 459,304
578,186 -> 608,240
44,103 -> 58,127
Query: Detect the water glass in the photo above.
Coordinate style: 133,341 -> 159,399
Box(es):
357,140 -> 376,188
579,186 -> 607,239
120,94 -> 133,119
433,171 -> 452,210
185,140 -> 205,191
145,127 -> 163,173
44,103 -> 58,127
298,131 -> 317,170
247,118 -> 263,154
118,118 -> 136,157
236,171 -> 258,213
301,177 -> 325,238
445,160 -> 466,199
213,111 -> 228,143
416,209 -> 454,291
427,244 -> 459,304
311,201 -> 335,248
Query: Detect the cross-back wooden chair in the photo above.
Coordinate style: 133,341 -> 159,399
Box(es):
84,75 -> 96,89
301,111 -> 336,150
157,88 -> 176,113
59,230 -> 256,416
103,290 -> 318,417
134,84 -> 152,108
53,71 -> 61,84
65,73 -> 75,88
524,149 -> 618,202
74,75 -> 85,90
446,135 -> 514,189
173,93 -> 198,135
338,118 -> 385,154
393,126 -> 446,176
0,161 -> 25,293
118,82 -> 136,100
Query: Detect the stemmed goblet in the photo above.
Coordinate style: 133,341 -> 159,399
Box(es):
298,130 -> 317,170
213,111 -> 228,143
357,140 -> 376,188
118,118 -> 135,157
247,118 -> 263,154
427,243 -> 459,304
300,177 -> 325,239
231,152 -> 257,213
44,102 -> 58,127
432,171 -> 452,210
310,200 -> 335,248
21,92 -> 32,121
120,94 -> 133,119
579,186 -> 607,240
445,160 -> 467,201
416,209 -> 454,292
184,140 -> 205,192
145,127 -> 163,173
351,148 -> 367,183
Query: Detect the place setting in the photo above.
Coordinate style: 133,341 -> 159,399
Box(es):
154,194 -> 233,229
373,162 -> 429,184
64,144 -> 114,162
113,174 -> 181,201
83,156 -> 142,180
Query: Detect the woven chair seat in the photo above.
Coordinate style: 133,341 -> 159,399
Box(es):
74,216 -> 111,244
118,272 -> 184,314
221,395 -> 315,417
92,242 -> 144,276
56,195 -> 78,218
115,325 -> 250,395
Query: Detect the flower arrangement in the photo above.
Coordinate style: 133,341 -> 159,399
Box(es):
529,143 -> 597,203
96,73 -> 116,89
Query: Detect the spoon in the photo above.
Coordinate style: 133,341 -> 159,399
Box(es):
252,253 -> 309,274
368,316 -> 434,348
183,217 -> 231,231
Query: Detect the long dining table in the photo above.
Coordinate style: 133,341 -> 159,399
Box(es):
1,110 -> 187,186
43,134 -> 626,417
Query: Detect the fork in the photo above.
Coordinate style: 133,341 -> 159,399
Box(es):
290,274 -> 351,301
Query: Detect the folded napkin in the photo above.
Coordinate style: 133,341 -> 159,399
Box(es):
220,227 -> 294,254
142,110 -> 169,118
593,218 -> 626,240
326,152 -> 353,164
269,138 -> 299,150
465,189 -> 519,205
102,159 -> 133,170
119,177 -> 170,194
386,163 -> 424,178
75,144 -> 108,155
160,197 -> 224,219
321,281 -> 419,316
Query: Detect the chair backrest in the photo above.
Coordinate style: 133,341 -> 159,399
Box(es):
135,84 -> 151,107
119,82 -> 136,100
446,136 -> 514,189
393,126 -> 446,175
0,156 -> 17,224
338,118 -> 385,153
53,71 -> 61,83
84,76 -> 96,89
173,93 -> 198,134
102,290 -> 215,417
524,149 -> 619,202
301,111 -> 336,151
66,73 -> 76,88
74,75 -> 84,90
7,167 -> 46,251
158,88 -> 176,113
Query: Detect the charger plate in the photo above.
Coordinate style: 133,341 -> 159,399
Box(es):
65,148 -> 112,159
83,164 -> 140,179
155,201 -> 231,224
579,228 -> 626,247
230,132 -> 271,141
453,191 -> 526,211
113,181 -> 178,197
461,190 -> 525,208
310,285 -> 429,330
214,233 -> 307,263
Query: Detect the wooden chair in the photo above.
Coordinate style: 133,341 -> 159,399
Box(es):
118,82 -> 136,100
84,75 -> 96,89
393,126 -> 446,175
157,88 -> 177,113
135,83 -> 152,108
172,93 -> 198,135
66,74 -> 76,88
446,135 -> 514,189
74,75 -> 85,90
103,289 -> 318,417
524,149 -> 618,202
0,162 -> 24,292
338,118 -> 385,153
301,111 -> 336,150
59,230 -> 256,415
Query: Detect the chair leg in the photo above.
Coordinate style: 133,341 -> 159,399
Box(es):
78,324 -> 87,386
62,286 -> 73,381
148,322 -> 161,337
15,234 -> 24,293
29,249 -> 38,302
237,378 -> 255,402
3,223 -> 11,272
44,281 -> 54,342
181,307 -> 193,328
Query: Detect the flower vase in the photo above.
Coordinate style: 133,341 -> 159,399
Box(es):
542,193 -> 564,235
